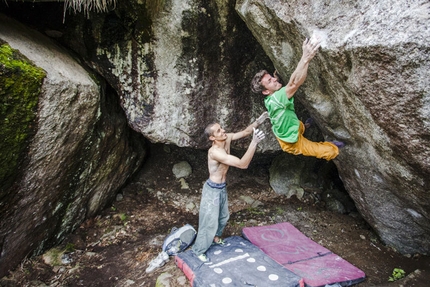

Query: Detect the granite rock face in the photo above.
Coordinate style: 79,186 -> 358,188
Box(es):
236,0 -> 430,254
59,0 -> 276,150
0,14 -> 146,276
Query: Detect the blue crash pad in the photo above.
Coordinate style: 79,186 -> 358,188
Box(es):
175,236 -> 303,287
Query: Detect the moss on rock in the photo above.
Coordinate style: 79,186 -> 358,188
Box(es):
0,43 -> 46,193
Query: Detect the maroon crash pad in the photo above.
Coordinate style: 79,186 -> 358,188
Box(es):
242,222 -> 366,287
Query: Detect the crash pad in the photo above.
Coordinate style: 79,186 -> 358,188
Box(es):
242,222 -> 366,287
175,236 -> 303,287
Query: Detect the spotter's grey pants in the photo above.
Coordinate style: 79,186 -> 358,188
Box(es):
192,180 -> 229,256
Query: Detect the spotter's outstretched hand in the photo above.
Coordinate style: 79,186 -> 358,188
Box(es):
252,128 -> 265,144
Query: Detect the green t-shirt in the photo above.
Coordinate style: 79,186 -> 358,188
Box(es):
264,86 -> 300,143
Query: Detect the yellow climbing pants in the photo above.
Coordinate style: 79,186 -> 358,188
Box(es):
276,121 -> 339,161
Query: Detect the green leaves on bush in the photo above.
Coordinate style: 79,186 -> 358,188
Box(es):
388,268 -> 405,282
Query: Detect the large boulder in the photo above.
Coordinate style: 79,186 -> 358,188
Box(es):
0,14 -> 146,276
236,0 -> 430,254
56,0 -> 276,150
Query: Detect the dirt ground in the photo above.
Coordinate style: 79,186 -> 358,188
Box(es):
1,143 -> 429,287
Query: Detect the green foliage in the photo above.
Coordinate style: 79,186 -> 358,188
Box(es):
275,206 -> 284,215
246,207 -> 265,216
45,248 -> 62,266
0,43 -> 45,191
388,268 -> 405,282
119,213 -> 127,221
65,243 -> 75,253
230,221 -> 246,228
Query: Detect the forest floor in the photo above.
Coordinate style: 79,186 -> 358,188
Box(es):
1,144 -> 429,287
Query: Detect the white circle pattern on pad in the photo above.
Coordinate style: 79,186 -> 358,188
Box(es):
214,268 -> 223,274
257,266 -> 266,271
269,274 -> 279,281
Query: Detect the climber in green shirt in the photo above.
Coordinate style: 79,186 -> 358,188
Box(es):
251,37 -> 344,161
